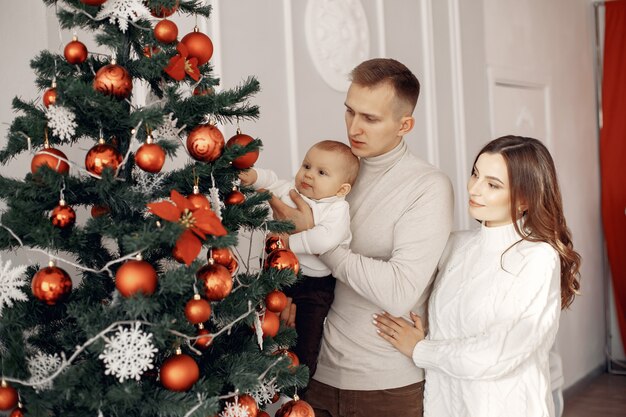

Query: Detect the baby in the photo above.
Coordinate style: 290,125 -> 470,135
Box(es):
239,140 -> 359,379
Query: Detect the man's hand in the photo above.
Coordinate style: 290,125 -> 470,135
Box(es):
279,297 -> 296,328
268,189 -> 314,233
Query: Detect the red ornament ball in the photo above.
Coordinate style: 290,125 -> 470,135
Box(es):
143,45 -> 160,58
160,353 -> 199,391
238,394 -> 259,417
9,407 -> 25,417
85,141 -> 122,175
115,260 -> 158,297
149,0 -> 179,17
31,146 -> 69,175
184,295 -> 212,324
43,87 -> 57,107
64,38 -> 88,64
275,398 -> 315,417
51,201 -> 76,229
258,311 -> 280,338
93,63 -> 133,99
225,189 -> 245,205
194,327 -> 213,350
284,350 -> 300,369
91,204 -> 110,218
0,382 -> 18,411
197,263 -> 233,301
135,142 -> 166,173
187,192 -> 210,211
154,19 -> 178,44
258,412 -> 270,417
193,86 -> 214,96
181,30 -> 213,66
80,0 -> 107,5
264,235 -> 285,254
209,247 -> 237,274
186,124 -> 224,162
265,290 -> 287,313
264,248 -> 300,275
32,264 -> 73,305
226,133 -> 259,169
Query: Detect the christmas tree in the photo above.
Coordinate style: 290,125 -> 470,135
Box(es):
0,1 -> 313,416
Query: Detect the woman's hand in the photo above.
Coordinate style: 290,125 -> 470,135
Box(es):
373,311 -> 425,357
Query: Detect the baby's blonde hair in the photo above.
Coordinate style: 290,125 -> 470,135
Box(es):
313,140 -> 360,185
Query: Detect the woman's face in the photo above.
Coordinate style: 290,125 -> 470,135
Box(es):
466,152 -> 513,227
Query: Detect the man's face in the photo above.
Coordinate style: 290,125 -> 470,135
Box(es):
344,82 -> 408,158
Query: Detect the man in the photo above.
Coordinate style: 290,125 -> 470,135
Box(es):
271,58 -> 454,416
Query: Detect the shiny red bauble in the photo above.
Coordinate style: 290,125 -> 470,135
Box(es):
160,352 -> 199,391
0,382 -> 18,411
196,262 -> 233,301
51,201 -> 76,229
32,263 -> 73,305
275,397 -> 315,417
154,19 -> 178,44
93,63 -> 133,99
265,290 -> 288,313
225,189 -> 246,205
238,395 -> 259,417
135,141 -> 166,173
80,0 -> 107,5
85,141 -> 123,176
184,294 -> 212,324
43,86 -> 57,107
256,311 -> 280,338
226,132 -> 259,169
115,259 -> 158,297
181,29 -> 213,66
264,248 -> 300,275
64,37 -> 88,64
149,0 -> 179,17
186,124 -> 224,162
31,146 -> 69,175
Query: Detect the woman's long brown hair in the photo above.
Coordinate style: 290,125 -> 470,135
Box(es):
475,136 -> 581,309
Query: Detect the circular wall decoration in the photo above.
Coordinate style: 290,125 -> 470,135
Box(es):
305,0 -> 370,92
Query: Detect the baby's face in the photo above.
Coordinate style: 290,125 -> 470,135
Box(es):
295,147 -> 348,200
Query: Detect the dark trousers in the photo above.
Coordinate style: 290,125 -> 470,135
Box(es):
284,274 -> 335,379
304,379 -> 425,417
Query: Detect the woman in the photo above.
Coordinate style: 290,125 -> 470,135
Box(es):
373,135 -> 581,417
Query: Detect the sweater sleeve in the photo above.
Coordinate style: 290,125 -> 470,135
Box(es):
252,168 -> 293,199
412,246 -> 561,381
320,172 -> 453,316
289,201 -> 350,255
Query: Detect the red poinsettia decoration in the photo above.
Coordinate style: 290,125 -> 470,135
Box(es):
164,43 -> 200,81
148,189 -> 227,265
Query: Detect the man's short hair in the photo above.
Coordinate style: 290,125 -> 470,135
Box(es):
314,140 -> 360,185
350,58 -> 420,114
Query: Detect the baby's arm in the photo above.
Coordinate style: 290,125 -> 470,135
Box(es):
289,201 -> 350,255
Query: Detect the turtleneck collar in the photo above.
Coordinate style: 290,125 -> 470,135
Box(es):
359,140 -> 407,174
479,220 -> 524,252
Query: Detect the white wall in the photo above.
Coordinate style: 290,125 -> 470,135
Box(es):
0,0 -> 606,390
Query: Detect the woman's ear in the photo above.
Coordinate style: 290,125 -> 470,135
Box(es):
336,183 -> 352,197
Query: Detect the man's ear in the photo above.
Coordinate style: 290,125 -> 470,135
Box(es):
398,116 -> 415,136
336,183 -> 352,197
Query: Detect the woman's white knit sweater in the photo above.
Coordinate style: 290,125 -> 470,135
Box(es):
413,222 -> 561,417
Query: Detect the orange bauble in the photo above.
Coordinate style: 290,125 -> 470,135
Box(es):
51,201 -> 76,229
160,352 -> 199,391
265,290 -> 288,313
0,382 -> 18,411
284,350 -> 300,369
43,86 -> 57,107
275,397 -> 315,417
196,262 -> 233,301
143,45 -> 160,58
80,0 -> 107,5
149,0 -> 179,17
154,19 -> 178,44
115,259 -> 158,297
238,395 -> 259,417
85,140 -> 122,175
258,412 -> 271,417
225,189 -> 245,205
194,325 -> 213,350
256,311 -> 280,338
181,28 -> 213,65
93,62 -> 133,99
32,263 -> 73,305
264,235 -> 285,254
91,204 -> 110,217
209,247 -> 238,274
186,124 -> 224,162
264,248 -> 300,275
135,141 -> 166,173
187,189 -> 210,211
31,146 -> 69,175
185,294 -> 212,324
226,133 -> 259,169
193,86 -> 214,96
64,37 -> 88,64
9,407 -> 25,417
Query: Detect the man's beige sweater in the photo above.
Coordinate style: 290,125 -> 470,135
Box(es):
316,140 -> 454,390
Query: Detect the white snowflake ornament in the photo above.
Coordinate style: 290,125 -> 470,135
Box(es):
219,401 -> 252,417
153,113 -> 185,143
0,255 -> 28,317
96,0 -> 151,32
27,351 -> 63,392
248,379 -> 279,406
46,105 -> 77,141
99,322 -> 158,382
132,166 -> 167,197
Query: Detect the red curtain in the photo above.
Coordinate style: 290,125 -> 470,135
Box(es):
601,0 -> 626,351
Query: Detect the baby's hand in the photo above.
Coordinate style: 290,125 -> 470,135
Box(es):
238,169 -> 257,186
